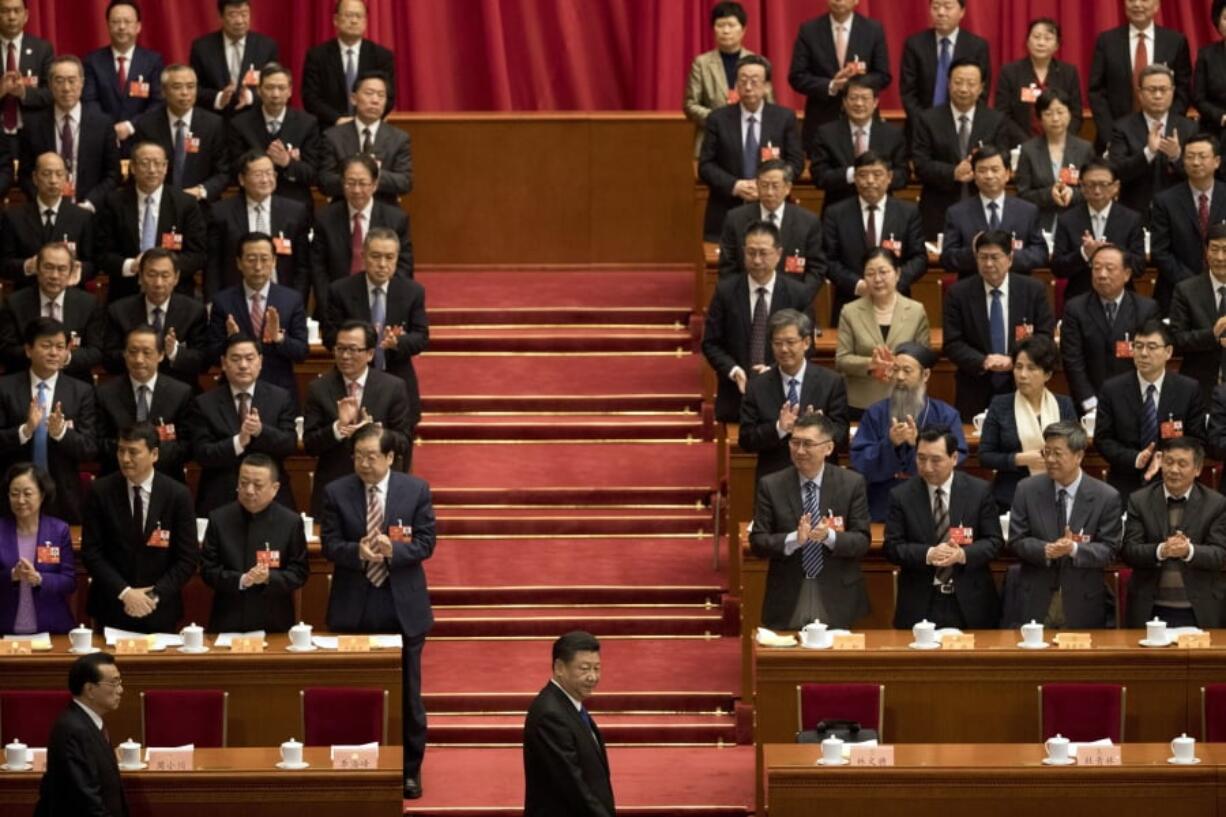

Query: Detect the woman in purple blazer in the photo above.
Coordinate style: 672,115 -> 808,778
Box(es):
0,463 -> 76,634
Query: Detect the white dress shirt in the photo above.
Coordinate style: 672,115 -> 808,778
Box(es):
18,371 -> 65,443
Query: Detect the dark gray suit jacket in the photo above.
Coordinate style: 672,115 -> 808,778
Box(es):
1169,272 -> 1226,406
1061,290 -> 1160,412
522,681 -> 614,817
318,120 -> 412,202
35,703 -> 128,817
717,201 -> 826,302
737,363 -> 849,482
1152,182 -> 1226,311
1013,135 -> 1096,231
1051,202 -> 1146,301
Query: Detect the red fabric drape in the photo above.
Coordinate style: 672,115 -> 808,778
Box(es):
18,0 -> 1223,111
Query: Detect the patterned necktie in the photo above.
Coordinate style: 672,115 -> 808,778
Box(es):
743,115 -> 759,178
229,41 -> 243,85
44,299 -> 57,320
361,127 -> 373,155
2,43 -> 17,131
834,24 -> 848,67
267,118 -> 280,138
854,128 -> 867,157
136,384 -> 149,422
365,485 -> 389,586
350,212 -> 364,275
254,202 -> 268,236
249,292 -> 265,340
60,115 -> 74,175
987,201 -> 1000,231
989,288 -> 1006,355
237,391 -> 250,422
749,286 -> 768,366
151,306 -> 164,339
371,286 -> 386,371
934,37 -> 952,106
1141,383 -> 1159,448
1093,212 -> 1105,240
1199,193 -> 1210,237
32,382 -> 48,469
140,195 -> 157,251
116,55 -> 127,94
1056,488 -> 1069,535
957,115 -> 970,159
172,120 -> 187,189
933,487 -> 953,586
801,480 -> 824,579
1104,300 -> 1117,327
865,204 -> 877,247
345,48 -> 358,113
786,377 -> 799,406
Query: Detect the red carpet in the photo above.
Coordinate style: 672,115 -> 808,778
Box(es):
418,411 -> 707,440
417,266 -> 693,311
431,324 -> 694,353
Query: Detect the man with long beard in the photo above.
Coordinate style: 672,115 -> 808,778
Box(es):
851,342 -> 967,520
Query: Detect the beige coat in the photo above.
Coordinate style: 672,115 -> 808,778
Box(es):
683,47 -> 773,158
835,294 -> 931,409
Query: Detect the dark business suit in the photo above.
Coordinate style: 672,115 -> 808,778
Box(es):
994,58 -> 1084,137
205,283 -> 309,400
204,193 -> 312,299
717,202 -> 826,303
807,116 -> 907,207
18,108 -> 120,210
322,471 -> 435,778
1206,383 -> 1226,461
1061,290 -> 1160,412
227,105 -> 322,206
0,286 -> 105,381
1152,182 -> 1226,311
1051,202 -> 1147,300
912,103 -> 1026,238
82,45 -> 164,141
942,273 -> 1057,418
1089,24 -> 1192,150
883,471 -> 1003,629
35,702 -> 128,817
1014,135 -> 1096,231
1095,370 -> 1207,498
939,195 -> 1049,278
749,463 -> 871,629
737,364 -> 849,482
1122,481 -> 1226,629
103,294 -> 207,387
318,120 -> 412,203
94,374 -> 193,480
1008,471 -> 1123,628
978,391 -> 1078,510
303,367 -> 413,515
700,272 -> 814,422
189,380 -> 298,516
95,185 -> 207,302
1194,42 -> 1226,142
698,102 -> 804,240
1107,112 -> 1198,226
1170,273 -> 1226,407
0,515 -> 75,635
201,499 -> 308,633
309,199 -> 413,317
301,38 -> 397,129
522,681 -> 615,817
0,371 -> 96,524
899,28 -> 991,124
132,106 -> 231,200
787,12 -> 891,144
821,194 -> 928,325
80,470 -> 199,633
0,200 -> 96,287
4,33 -> 54,118
189,30 -> 279,117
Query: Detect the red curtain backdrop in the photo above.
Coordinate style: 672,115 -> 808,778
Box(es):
20,0 -> 1223,111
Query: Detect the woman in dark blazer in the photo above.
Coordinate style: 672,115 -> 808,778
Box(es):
1014,89 -> 1097,232
1194,1 -> 1226,143
978,335 -> 1077,512
994,18 -> 1083,138
0,463 -> 75,634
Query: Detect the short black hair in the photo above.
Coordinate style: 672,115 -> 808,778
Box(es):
119,421 -> 160,452
1208,223 -> 1226,243
24,317 -> 67,347
336,319 -> 377,350
1014,333 -> 1059,373
793,412 -> 835,439
768,308 -> 811,341
237,230 -> 275,258
125,324 -> 162,353
552,630 -> 600,665
258,61 -> 291,84
948,57 -> 983,82
743,219 -> 781,248
1035,87 -> 1072,116
240,451 -> 280,481
735,53 -> 771,82
844,75 -> 879,96
755,158 -> 794,183
1214,0 -> 1226,27
341,153 -> 380,181
130,140 -> 168,163
3,462 -> 55,513
352,423 -> 396,454
862,246 -> 900,272
36,241 -> 77,270
973,229 -> 1014,255
916,427 -> 958,455
218,0 -> 249,14
1080,157 -> 1118,181
1162,435 -> 1205,466
139,247 -> 180,275
1088,243 -> 1127,267
237,148 -> 274,177
970,144 -> 1010,171
68,652 -> 116,696
710,1 -> 746,27
106,1 -> 141,22
224,331 -> 262,357
852,149 -> 890,171
1027,17 -> 1060,42
1186,133 -> 1222,158
352,69 -> 389,95
1135,318 -> 1174,347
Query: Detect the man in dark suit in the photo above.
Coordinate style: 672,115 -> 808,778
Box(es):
821,150 -> 927,325
132,65 -> 230,203
940,145 -> 1049,278
200,453 -> 308,632
205,151 -> 312,299
189,0 -> 278,118
1152,135 -> 1226,311
1009,420 -> 1123,628
1062,244 -> 1160,415
1051,158 -> 1146,301
226,62 -> 322,207
942,230 -> 1057,418
1107,64 -> 1198,228
0,317 -> 96,524
190,333 -> 298,516
1095,319 -> 1207,499
808,77 -> 906,207
318,72 -> 410,204
95,141 -> 207,302
18,56 -> 120,212
702,221 -> 814,423
749,412 -> 871,629
304,320 -> 413,515
302,0 -> 396,130
1,153 -> 96,288
698,55 -> 804,241
1088,0 -> 1192,151
0,0 -> 53,145
522,631 -> 615,817
80,421 -> 198,633
1170,223 -> 1226,407
103,249 -> 208,388
310,154 -> 412,318
899,0 -> 991,125
884,428 -> 1003,629
717,159 -> 825,303
1122,436 -> 1226,629
95,325 -> 193,481
82,0 -> 164,156
912,59 -> 1025,239
738,309 -> 848,482
0,242 -> 104,381
35,653 -> 128,817
207,231 -> 309,401
321,424 -> 435,799
787,3 -> 890,144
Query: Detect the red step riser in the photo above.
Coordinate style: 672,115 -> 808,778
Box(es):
429,337 -> 689,353
423,692 -> 736,713
429,309 -> 690,326
424,397 -> 702,413
431,618 -> 724,638
427,725 -> 737,745
418,425 -> 708,442
431,589 -> 722,605
430,488 -> 711,505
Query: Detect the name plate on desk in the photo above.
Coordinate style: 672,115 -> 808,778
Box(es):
148,747 -> 194,771
849,745 -> 895,766
338,635 -> 372,653
115,638 -> 150,654
943,634 -> 975,650
30,748 -> 46,773
832,634 -> 866,651
1078,745 -> 1122,766
0,640 -> 33,655
331,745 -> 379,769
1055,633 -> 1092,649
230,636 -> 264,653
1178,633 -> 1212,649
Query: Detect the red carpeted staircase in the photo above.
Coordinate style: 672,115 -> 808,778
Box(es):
409,267 -> 753,815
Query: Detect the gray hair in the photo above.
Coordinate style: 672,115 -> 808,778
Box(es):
1042,420 -> 1088,453
768,308 -> 812,340
1138,63 -> 1175,86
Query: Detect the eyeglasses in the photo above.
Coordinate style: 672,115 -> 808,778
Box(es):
335,344 -> 368,356
788,438 -> 831,450
96,677 -> 124,688
1131,341 -> 1169,352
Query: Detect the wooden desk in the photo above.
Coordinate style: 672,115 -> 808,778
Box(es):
0,746 -> 403,817
0,636 -> 402,747
764,743 -> 1220,817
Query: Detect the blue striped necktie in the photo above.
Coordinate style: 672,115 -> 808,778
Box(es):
801,480 -> 824,579
1140,384 -> 1158,448
32,381 -> 48,469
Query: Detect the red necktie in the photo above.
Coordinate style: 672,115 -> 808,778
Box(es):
1133,33 -> 1148,109
3,43 -> 18,131
117,55 -> 128,95
249,292 -> 265,340
350,212 -> 364,275
1200,192 -> 1211,237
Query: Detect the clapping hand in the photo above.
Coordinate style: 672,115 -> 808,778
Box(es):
46,402 -> 67,438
